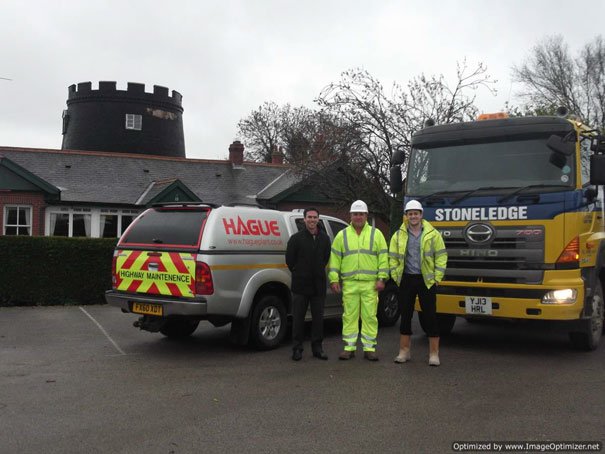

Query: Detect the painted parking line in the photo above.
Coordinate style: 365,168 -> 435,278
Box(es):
79,306 -> 126,355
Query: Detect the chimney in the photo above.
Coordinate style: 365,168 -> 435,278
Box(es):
229,140 -> 244,166
271,145 -> 284,165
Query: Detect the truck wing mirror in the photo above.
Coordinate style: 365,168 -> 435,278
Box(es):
590,154 -> 605,185
390,166 -> 403,193
392,149 -> 405,166
591,135 -> 605,154
547,134 -> 575,156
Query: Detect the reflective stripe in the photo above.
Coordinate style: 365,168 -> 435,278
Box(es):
361,334 -> 376,342
328,268 -> 340,273
345,341 -> 357,347
362,342 -> 375,349
342,249 -> 377,257
435,249 -> 447,256
378,268 -> 390,273
369,227 -> 375,251
331,248 -> 343,257
378,248 -> 388,254
343,333 -> 358,340
343,229 -> 349,252
425,273 -> 435,279
389,252 -> 404,259
341,269 -> 379,277
435,266 -> 446,273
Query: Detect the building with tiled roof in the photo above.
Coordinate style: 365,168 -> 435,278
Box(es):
0,81 -> 353,238
0,142 -> 303,237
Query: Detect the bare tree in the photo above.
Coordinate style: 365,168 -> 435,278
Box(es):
236,102 -> 282,162
236,63 -> 496,224
314,62 -> 495,223
237,102 -> 322,163
513,35 -> 605,129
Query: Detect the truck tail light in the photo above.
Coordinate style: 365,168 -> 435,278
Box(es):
111,251 -> 118,289
557,236 -> 580,263
195,261 -> 214,295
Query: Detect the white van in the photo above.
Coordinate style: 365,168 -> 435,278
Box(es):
105,204 -> 400,349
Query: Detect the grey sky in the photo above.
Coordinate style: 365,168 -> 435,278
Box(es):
1,0 -> 603,160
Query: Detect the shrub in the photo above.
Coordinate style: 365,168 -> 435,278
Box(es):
0,236 -> 117,306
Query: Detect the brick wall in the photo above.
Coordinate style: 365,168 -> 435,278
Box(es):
0,192 -> 47,236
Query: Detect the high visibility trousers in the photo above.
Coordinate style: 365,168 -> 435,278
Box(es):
341,280 -> 378,352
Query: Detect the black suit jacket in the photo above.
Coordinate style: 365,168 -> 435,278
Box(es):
285,228 -> 331,296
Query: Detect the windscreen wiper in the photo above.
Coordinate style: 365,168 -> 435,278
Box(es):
421,190 -> 458,204
451,186 -> 504,205
498,184 -> 570,203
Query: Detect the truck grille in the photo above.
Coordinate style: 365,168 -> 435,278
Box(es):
440,224 -> 545,284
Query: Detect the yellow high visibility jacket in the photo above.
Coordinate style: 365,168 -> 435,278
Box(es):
328,222 -> 389,283
389,219 -> 447,288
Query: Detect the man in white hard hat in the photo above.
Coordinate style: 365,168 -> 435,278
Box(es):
328,200 -> 389,361
389,199 -> 447,366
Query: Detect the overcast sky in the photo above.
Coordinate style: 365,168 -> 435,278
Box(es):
2,0 -> 603,160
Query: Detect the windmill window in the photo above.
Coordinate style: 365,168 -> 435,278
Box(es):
125,114 -> 142,130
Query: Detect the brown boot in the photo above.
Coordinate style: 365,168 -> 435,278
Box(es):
363,351 -> 379,361
429,336 -> 440,366
394,335 -> 411,363
338,350 -> 355,360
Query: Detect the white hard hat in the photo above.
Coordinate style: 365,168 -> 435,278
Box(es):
404,200 -> 423,212
350,200 -> 368,213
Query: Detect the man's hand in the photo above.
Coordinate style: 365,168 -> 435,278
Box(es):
376,279 -> 385,292
330,282 -> 341,294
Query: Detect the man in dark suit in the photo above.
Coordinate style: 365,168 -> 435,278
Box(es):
286,208 -> 332,361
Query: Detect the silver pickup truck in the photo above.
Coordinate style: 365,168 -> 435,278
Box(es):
105,204 -> 399,349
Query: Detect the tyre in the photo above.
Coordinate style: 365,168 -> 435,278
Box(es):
377,283 -> 400,327
250,295 -> 287,350
418,312 -> 456,336
159,317 -> 200,339
569,281 -> 604,351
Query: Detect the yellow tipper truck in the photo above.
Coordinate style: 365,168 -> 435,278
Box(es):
390,109 -> 605,350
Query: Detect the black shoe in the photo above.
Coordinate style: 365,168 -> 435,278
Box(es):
313,350 -> 328,360
292,350 -> 302,361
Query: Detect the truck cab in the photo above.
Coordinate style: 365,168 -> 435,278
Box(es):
398,112 -> 605,350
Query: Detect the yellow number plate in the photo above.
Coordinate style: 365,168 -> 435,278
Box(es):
132,302 -> 163,316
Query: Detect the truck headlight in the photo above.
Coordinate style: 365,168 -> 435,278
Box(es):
542,289 -> 577,304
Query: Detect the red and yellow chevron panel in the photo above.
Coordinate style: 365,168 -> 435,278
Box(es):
116,250 -> 196,298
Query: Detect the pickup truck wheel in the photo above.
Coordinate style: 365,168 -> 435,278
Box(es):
250,295 -> 287,350
418,312 -> 456,336
377,283 -> 400,327
569,281 -> 604,351
160,318 -> 200,339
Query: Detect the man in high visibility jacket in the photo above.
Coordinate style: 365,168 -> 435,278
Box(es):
329,200 -> 389,361
389,199 -> 447,366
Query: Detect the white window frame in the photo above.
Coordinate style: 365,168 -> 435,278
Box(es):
125,114 -> 142,130
45,207 -> 141,238
3,205 -> 32,236
100,208 -> 140,238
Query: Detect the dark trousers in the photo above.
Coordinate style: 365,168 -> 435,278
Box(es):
292,293 -> 325,352
398,274 -> 439,337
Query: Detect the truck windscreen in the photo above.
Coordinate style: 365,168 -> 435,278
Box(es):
407,136 -> 576,196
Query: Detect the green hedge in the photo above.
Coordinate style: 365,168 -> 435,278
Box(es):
0,236 -> 117,306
